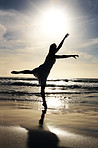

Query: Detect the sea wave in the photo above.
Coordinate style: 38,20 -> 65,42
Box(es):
0,77 -> 98,92
0,77 -> 98,108
0,77 -> 98,95
0,89 -> 97,96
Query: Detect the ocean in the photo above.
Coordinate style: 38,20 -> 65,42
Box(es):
0,77 -> 98,112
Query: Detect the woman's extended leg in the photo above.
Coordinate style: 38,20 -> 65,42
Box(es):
41,85 -> 47,109
11,70 -> 34,74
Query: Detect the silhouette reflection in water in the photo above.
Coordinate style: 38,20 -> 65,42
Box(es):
11,33 -> 79,108
39,108 -> 47,126
27,127 -> 59,148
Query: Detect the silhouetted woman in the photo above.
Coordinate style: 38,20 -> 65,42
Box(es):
11,33 -> 79,109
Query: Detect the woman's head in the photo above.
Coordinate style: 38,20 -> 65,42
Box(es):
49,43 -> 57,54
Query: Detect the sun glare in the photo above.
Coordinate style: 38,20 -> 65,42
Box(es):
42,8 -> 70,36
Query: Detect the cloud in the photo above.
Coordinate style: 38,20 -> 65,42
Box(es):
71,37 -> 98,64
79,38 -> 98,48
0,24 -> 6,37
0,0 -> 31,11
0,9 -> 54,57
0,10 -> 31,51
0,1 -> 98,78
78,0 -> 98,15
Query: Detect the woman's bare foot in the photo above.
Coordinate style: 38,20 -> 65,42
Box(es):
11,71 -> 19,74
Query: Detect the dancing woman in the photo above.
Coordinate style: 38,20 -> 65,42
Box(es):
11,33 -> 79,109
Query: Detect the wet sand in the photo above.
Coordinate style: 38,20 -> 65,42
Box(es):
0,101 -> 98,148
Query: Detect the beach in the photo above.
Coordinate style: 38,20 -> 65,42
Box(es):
0,77 -> 98,148
0,100 -> 98,148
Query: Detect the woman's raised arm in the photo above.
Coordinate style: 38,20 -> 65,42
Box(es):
55,33 -> 69,53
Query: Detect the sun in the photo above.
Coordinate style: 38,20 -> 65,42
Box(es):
41,7 -> 70,36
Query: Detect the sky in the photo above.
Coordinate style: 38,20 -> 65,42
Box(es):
0,0 -> 98,78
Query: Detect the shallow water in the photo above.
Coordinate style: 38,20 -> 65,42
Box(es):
0,77 -> 98,113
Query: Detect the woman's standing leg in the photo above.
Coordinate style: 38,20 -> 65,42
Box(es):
41,85 -> 47,109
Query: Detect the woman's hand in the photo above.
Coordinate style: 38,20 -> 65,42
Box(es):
72,55 -> 79,59
65,33 -> 70,38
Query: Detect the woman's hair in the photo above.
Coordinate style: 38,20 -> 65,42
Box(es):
49,43 -> 57,54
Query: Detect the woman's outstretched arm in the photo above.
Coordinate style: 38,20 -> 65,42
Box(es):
55,55 -> 79,59
55,33 -> 69,53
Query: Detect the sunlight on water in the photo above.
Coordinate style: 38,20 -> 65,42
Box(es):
46,87 -> 64,93
64,100 -> 69,109
48,125 -> 74,137
10,126 -> 28,133
46,94 -> 70,110
47,80 -> 67,86
47,95 -> 62,109
47,125 -> 98,148
0,126 -> 28,134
